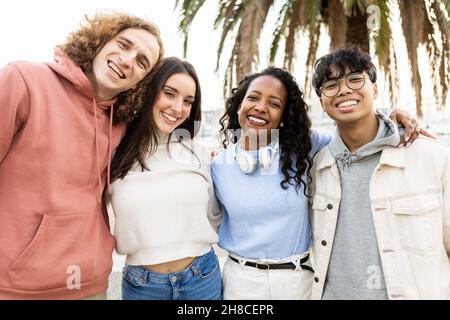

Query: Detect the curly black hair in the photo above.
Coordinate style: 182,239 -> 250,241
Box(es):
219,67 -> 313,195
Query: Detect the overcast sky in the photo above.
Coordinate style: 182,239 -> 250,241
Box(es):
0,0 -> 448,123
0,0 -> 226,111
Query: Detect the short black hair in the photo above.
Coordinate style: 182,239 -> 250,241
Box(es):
312,46 -> 377,97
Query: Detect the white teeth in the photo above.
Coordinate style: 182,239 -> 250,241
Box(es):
248,116 -> 268,125
337,100 -> 358,108
108,62 -> 125,79
162,112 -> 177,122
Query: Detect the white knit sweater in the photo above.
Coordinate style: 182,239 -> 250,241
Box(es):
109,134 -> 221,266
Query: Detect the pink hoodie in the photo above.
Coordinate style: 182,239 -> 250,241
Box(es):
0,49 -> 126,299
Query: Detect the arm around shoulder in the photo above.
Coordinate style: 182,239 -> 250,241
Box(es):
310,130 -> 332,157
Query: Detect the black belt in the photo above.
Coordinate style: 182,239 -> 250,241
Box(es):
229,254 -> 314,272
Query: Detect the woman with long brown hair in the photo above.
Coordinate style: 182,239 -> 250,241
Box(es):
109,57 -> 222,300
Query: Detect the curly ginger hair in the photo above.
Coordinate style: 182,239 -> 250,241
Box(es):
58,11 -> 164,124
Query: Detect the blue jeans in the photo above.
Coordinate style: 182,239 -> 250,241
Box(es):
122,249 -> 222,300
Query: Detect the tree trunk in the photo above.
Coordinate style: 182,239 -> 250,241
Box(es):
345,8 -> 370,53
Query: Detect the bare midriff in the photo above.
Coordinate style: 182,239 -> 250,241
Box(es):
143,256 -> 197,274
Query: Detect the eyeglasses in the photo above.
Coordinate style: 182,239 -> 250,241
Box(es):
320,72 -> 368,98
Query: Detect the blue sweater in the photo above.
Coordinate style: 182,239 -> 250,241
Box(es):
211,131 -> 331,259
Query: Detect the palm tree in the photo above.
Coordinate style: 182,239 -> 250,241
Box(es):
176,0 -> 450,117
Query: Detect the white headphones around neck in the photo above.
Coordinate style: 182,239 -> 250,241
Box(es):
233,141 -> 279,174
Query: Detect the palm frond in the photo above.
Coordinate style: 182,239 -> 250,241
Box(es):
443,0 -> 450,15
284,0 -> 304,70
214,0 -> 244,71
388,49 -> 400,106
237,0 -> 274,77
300,0 -> 322,98
302,0 -> 322,26
430,0 -> 450,109
213,0 -> 237,28
224,43 -> 238,98
269,0 -> 293,64
175,0 -> 208,56
177,0 -> 448,112
223,0 -> 274,94
370,0 -> 396,106
423,1 -> 442,109
398,0 -> 426,117
304,20 -> 321,98
371,0 -> 393,67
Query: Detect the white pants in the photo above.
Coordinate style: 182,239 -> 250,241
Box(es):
222,253 -> 313,300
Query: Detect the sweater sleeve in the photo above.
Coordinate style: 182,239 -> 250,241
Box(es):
0,63 -> 30,164
207,182 -> 222,232
202,144 -> 222,232
310,130 -> 332,158
102,194 -> 112,232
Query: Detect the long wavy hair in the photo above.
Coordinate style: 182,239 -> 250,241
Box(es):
58,11 -> 164,124
110,57 -> 202,182
219,67 -> 313,195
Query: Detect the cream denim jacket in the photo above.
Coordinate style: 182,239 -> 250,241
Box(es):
309,137 -> 450,300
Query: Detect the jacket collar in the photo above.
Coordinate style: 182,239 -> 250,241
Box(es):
316,148 -> 336,171
379,146 -> 405,168
316,145 -> 406,171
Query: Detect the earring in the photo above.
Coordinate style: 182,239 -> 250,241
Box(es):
279,122 -> 284,128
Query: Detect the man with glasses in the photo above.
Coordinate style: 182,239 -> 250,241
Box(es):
308,47 -> 450,299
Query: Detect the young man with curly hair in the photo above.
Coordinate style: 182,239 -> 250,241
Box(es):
0,12 -> 163,299
309,47 -> 450,300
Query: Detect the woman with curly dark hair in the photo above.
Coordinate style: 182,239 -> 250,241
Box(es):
211,67 -> 325,300
211,67 -> 422,300
0,12 -> 162,300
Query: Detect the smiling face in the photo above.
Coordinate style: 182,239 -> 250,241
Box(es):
238,75 -> 286,141
88,28 -> 160,100
152,73 -> 196,134
320,66 -> 378,125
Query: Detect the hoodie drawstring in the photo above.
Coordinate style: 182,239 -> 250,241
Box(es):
92,98 -> 114,202
92,98 -> 102,202
107,105 -> 113,194
336,149 -> 353,171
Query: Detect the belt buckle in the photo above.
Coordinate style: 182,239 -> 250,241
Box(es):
255,262 -> 270,270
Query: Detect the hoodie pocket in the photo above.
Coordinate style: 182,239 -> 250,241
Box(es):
8,210 -> 115,291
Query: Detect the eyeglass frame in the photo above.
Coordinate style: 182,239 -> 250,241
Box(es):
319,72 -> 371,98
